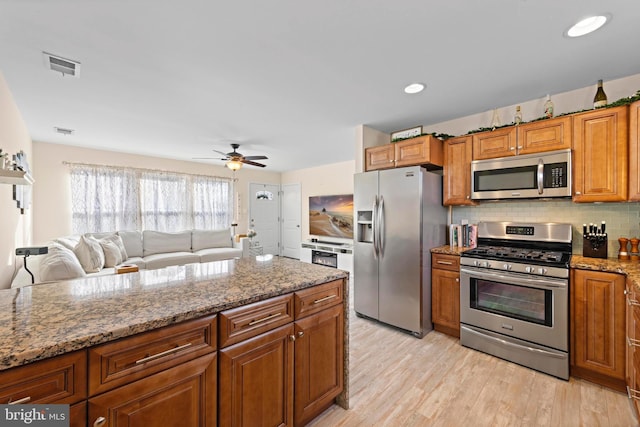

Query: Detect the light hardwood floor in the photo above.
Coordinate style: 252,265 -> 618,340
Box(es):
310,307 -> 639,427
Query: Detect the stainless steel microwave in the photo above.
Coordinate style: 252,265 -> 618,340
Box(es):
471,149 -> 572,200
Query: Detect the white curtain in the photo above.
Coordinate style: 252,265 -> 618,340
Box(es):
70,165 -> 138,234
70,164 -> 233,233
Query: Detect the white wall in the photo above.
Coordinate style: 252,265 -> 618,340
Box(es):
0,72 -> 33,289
281,160 -> 355,241
32,142 -> 281,244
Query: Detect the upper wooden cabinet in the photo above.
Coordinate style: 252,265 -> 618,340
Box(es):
443,135 -> 476,206
573,105 -> 628,202
629,100 -> 640,201
364,135 -> 443,171
472,127 -> 517,160
517,116 -> 572,155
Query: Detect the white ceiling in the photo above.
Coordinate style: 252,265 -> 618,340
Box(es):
1,0 -> 639,172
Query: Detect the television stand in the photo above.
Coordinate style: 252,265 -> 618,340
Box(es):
300,241 -> 353,277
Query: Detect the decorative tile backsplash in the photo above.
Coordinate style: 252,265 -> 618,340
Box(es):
452,201 -> 640,257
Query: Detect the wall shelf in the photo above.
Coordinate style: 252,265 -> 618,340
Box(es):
0,169 -> 34,185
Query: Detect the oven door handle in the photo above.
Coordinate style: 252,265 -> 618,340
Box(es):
461,326 -> 566,359
460,267 -> 567,290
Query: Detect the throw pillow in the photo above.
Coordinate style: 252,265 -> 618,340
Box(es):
99,239 -> 124,267
99,233 -> 128,262
74,235 -> 105,273
40,244 -> 87,282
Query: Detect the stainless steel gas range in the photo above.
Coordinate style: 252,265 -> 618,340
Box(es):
459,221 -> 572,380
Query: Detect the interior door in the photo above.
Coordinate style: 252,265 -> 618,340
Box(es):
281,183 -> 301,259
249,183 -> 280,255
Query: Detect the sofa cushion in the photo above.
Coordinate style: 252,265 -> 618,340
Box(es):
54,235 -> 81,251
143,252 -> 199,270
195,247 -> 242,263
74,235 -> 105,273
192,228 -> 231,251
143,230 -> 192,256
97,233 -> 128,261
118,230 -> 143,258
40,244 -> 87,282
99,239 -> 124,267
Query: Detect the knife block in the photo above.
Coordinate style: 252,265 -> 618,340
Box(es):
583,236 -> 608,259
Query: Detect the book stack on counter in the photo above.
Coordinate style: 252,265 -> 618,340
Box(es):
449,221 -> 477,249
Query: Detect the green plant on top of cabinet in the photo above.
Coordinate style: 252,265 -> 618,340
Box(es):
573,105 -> 628,202
443,135 -> 476,206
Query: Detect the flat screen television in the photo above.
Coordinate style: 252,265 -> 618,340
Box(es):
309,194 -> 354,240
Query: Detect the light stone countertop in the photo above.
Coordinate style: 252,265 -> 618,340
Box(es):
0,256 -> 348,371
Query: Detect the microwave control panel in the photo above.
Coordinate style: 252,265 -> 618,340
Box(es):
543,162 -> 567,188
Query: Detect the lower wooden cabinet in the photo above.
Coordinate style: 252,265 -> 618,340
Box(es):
219,324 -> 295,427
294,303 -> 344,426
431,253 -> 461,337
625,279 -> 640,418
571,269 -> 626,391
89,352 -> 216,426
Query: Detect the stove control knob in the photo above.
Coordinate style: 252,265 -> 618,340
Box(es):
503,264 -> 512,271
480,261 -> 489,268
538,267 -> 548,275
525,266 -> 535,273
473,260 -> 479,267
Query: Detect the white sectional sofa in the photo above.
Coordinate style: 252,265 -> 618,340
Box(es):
11,228 -> 248,288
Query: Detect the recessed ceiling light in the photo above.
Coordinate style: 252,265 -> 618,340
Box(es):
566,15 -> 609,37
54,126 -> 75,135
404,83 -> 425,94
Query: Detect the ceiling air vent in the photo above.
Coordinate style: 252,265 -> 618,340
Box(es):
54,127 -> 75,135
43,52 -> 81,77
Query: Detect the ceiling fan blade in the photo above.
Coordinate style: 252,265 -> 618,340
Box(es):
243,155 -> 268,161
241,159 -> 267,167
212,149 -> 229,156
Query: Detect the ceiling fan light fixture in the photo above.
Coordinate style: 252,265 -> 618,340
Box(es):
566,15 -> 609,37
404,83 -> 425,94
226,160 -> 243,171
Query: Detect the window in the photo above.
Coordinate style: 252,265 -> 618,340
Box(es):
70,164 -> 233,234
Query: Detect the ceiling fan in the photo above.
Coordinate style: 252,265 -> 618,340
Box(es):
194,143 -> 268,171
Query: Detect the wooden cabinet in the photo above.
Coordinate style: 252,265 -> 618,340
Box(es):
517,116 -> 572,155
364,145 -> 395,171
89,353 -> 216,426
443,135 -> 475,206
572,105 -> 628,202
625,279 -> 640,418
219,324 -> 295,427
364,135 -> 443,171
571,269 -> 626,391
431,253 -> 460,337
472,117 -> 571,160
472,127 -> 517,160
629,100 -> 640,200
293,284 -> 344,427
218,280 -> 345,427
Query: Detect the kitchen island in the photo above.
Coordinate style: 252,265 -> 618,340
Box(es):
0,256 -> 349,426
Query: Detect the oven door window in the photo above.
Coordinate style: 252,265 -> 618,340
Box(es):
470,278 -> 552,326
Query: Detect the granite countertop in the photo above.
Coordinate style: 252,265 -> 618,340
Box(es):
430,245 -> 470,256
571,255 -> 640,291
0,256 -> 348,371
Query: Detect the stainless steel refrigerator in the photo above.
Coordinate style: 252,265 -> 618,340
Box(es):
354,166 -> 446,337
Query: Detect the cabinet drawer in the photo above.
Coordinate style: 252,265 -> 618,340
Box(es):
294,279 -> 344,319
88,314 -> 216,396
219,294 -> 294,348
432,253 -> 460,271
0,350 -> 86,405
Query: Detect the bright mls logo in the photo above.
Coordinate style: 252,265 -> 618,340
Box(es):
0,405 -> 69,426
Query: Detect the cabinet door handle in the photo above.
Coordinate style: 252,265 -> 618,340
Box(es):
627,297 -> 640,307
437,260 -> 453,265
289,335 -> 296,342
628,337 -> 640,347
313,295 -> 337,304
8,396 -> 31,405
135,342 -> 192,365
297,331 -> 305,338
93,417 -> 107,427
248,312 -> 282,326
456,278 -> 459,282
575,191 -> 581,195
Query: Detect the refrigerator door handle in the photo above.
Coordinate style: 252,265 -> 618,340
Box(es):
372,196 -> 379,259
378,195 -> 385,257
